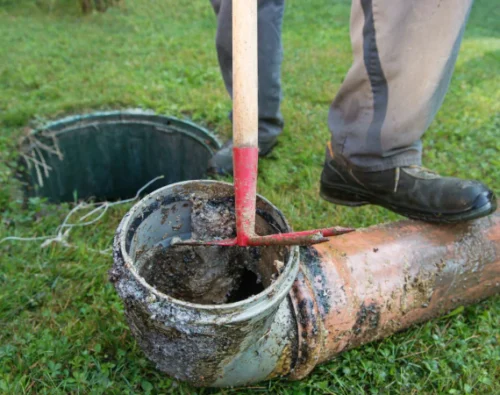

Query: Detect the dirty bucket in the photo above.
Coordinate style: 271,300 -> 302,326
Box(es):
17,110 -> 220,203
110,180 -> 299,387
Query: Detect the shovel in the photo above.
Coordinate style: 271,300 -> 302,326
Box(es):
175,0 -> 353,247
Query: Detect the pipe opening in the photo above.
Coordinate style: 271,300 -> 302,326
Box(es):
131,195 -> 289,305
112,180 -> 301,385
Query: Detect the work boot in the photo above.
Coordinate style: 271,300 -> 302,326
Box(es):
320,155 -> 497,223
207,137 -> 278,175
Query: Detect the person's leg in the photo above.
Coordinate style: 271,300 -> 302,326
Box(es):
209,0 -> 285,174
321,0 -> 496,222
330,0 -> 473,171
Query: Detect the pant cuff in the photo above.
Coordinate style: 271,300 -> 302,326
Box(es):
327,143 -> 422,172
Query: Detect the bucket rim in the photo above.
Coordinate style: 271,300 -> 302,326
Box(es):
116,179 -> 300,313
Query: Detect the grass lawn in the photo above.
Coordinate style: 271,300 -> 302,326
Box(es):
0,0 -> 499,393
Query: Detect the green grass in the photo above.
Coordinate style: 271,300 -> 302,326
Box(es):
0,0 -> 499,393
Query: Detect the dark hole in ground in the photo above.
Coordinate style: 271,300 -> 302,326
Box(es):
18,111 -> 220,203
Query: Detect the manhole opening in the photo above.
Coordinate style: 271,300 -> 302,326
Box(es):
17,110 -> 220,203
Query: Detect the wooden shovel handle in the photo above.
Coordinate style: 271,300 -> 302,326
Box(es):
232,0 -> 259,244
232,0 -> 258,148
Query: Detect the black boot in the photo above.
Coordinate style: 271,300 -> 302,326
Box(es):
320,155 -> 496,223
207,137 -> 278,176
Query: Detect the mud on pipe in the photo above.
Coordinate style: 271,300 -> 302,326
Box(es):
110,181 -> 500,387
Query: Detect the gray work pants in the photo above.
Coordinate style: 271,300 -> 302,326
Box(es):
210,0 -> 473,171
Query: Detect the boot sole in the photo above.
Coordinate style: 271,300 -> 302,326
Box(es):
259,140 -> 278,156
320,182 -> 497,223
319,188 -> 369,207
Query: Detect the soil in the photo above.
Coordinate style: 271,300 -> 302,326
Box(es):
137,197 -> 286,305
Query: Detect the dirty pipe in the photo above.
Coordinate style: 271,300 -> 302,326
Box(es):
287,211 -> 500,380
111,182 -> 499,387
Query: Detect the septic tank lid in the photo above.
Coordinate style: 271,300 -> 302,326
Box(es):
17,110 -> 221,203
